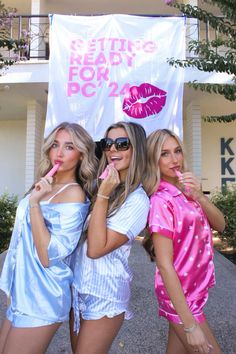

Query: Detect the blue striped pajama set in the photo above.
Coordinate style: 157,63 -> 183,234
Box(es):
71,185 -> 149,332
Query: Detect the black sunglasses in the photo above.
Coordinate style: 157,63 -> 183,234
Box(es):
100,137 -> 131,151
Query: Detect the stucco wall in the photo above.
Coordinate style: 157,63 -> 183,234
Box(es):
0,120 -> 26,198
4,0 -> 177,16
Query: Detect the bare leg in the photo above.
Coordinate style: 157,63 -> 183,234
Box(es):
2,322 -> 61,354
69,309 -> 78,353
74,313 -> 124,354
199,321 -> 222,354
0,319 -> 11,354
166,323 -> 188,354
170,320 -> 222,354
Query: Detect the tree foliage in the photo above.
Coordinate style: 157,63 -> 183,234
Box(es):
210,184 -> 236,248
165,0 -> 236,122
0,1 -> 29,74
0,192 -> 17,252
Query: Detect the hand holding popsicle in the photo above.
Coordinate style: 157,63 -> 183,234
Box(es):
35,162 -> 61,191
174,169 -> 190,193
99,162 -> 115,179
98,161 -> 120,198
45,162 -> 62,177
174,169 -> 205,200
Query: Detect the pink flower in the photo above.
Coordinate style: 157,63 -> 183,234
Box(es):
165,0 -> 173,4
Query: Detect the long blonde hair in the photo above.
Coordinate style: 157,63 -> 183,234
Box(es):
143,129 -> 187,196
37,122 -> 98,197
94,121 -> 147,217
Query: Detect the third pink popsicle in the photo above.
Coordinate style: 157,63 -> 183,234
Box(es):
174,169 -> 182,178
174,169 -> 190,192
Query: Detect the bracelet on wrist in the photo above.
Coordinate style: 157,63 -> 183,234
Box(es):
183,322 -> 197,333
29,203 -> 40,209
97,193 -> 109,200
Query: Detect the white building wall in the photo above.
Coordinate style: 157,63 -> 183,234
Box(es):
0,120 -> 26,198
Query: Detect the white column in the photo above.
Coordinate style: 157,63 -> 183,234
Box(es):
31,0 -> 41,14
25,100 -> 44,191
185,0 -> 199,57
184,101 -> 202,179
31,0 -> 47,14
30,0 -> 48,59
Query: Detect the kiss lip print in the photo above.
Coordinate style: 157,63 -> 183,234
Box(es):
122,83 -> 167,119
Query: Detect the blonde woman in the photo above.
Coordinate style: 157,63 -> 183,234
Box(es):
70,121 -> 149,354
0,122 -> 97,354
143,129 -> 225,354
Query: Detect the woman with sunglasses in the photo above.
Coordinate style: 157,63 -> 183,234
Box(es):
70,121 -> 149,354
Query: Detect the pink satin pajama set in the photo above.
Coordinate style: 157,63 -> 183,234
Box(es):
148,180 -> 215,324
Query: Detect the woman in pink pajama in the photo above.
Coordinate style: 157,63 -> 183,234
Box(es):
143,129 -> 225,354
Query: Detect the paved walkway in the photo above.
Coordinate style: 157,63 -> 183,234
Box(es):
1,240 -> 236,354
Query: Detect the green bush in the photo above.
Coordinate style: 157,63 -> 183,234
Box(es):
210,185 -> 236,249
0,192 -> 18,253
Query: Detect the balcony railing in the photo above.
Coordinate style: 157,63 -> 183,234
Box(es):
1,15 -> 50,61
0,14 -> 227,62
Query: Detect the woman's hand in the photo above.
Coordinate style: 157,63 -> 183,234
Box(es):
30,176 -> 53,204
186,324 -> 213,354
87,165 -> 126,258
178,171 -> 225,232
178,172 -> 203,201
98,165 -> 120,198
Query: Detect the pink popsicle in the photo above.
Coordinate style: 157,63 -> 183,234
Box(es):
174,169 -> 182,178
99,162 -> 115,179
174,169 -> 190,192
35,163 -> 61,191
46,162 -> 62,177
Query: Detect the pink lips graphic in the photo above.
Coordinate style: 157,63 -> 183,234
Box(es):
122,83 -> 167,119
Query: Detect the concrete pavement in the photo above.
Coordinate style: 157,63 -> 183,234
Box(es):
1,239 -> 236,354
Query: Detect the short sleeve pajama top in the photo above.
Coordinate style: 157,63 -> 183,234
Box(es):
148,180 -> 215,324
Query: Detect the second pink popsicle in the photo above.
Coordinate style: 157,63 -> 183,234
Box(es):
99,162 -> 115,179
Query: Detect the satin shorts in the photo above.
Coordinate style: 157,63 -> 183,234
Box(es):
6,306 -> 60,328
158,296 -> 207,324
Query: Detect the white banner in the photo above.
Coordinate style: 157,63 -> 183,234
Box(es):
45,14 -> 186,140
